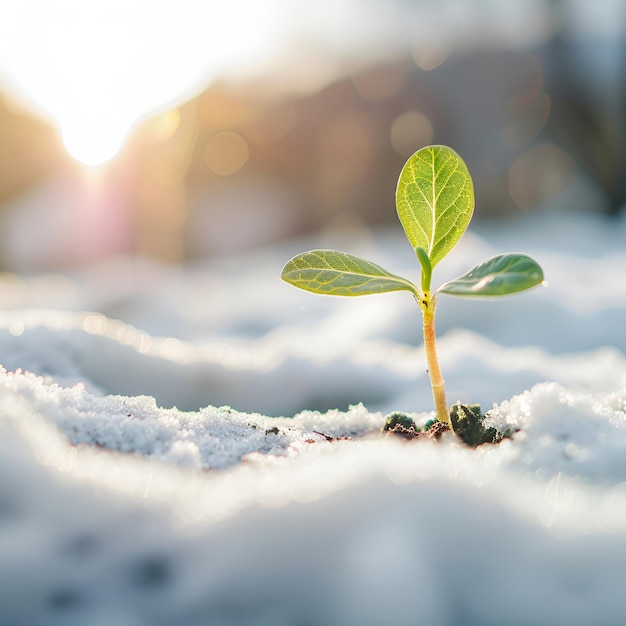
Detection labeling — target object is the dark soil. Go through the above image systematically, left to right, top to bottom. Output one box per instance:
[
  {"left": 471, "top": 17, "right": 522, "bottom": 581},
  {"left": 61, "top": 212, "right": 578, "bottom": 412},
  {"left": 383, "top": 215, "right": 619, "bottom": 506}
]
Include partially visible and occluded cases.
[{"left": 383, "top": 404, "right": 505, "bottom": 448}]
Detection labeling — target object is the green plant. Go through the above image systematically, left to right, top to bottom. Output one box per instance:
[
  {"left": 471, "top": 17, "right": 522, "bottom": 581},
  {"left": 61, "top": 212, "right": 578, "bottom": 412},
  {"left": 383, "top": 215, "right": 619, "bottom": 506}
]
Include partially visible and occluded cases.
[{"left": 281, "top": 145, "right": 544, "bottom": 428}]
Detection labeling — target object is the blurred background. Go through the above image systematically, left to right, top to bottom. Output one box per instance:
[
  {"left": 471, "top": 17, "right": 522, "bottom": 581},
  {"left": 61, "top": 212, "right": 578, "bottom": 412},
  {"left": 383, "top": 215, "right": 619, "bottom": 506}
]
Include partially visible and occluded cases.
[{"left": 0, "top": 0, "right": 624, "bottom": 272}]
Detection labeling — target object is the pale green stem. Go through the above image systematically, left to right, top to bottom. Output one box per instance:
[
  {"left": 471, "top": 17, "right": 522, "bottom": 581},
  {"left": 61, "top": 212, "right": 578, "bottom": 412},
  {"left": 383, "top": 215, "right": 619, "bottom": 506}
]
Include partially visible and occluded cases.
[{"left": 421, "top": 295, "right": 450, "bottom": 426}]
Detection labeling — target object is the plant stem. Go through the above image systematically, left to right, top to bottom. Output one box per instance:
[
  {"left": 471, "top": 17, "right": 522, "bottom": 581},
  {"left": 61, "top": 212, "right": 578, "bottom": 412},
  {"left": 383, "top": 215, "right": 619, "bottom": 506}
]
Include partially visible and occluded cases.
[{"left": 422, "top": 296, "right": 450, "bottom": 426}]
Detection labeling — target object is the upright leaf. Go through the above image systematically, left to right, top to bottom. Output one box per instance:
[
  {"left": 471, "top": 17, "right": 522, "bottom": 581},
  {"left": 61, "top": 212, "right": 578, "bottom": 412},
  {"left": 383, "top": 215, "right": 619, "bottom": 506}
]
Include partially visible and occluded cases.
[
  {"left": 396, "top": 145, "right": 474, "bottom": 268},
  {"left": 415, "top": 247, "right": 432, "bottom": 293},
  {"left": 281, "top": 250, "right": 419, "bottom": 297},
  {"left": 437, "top": 253, "right": 544, "bottom": 297}
]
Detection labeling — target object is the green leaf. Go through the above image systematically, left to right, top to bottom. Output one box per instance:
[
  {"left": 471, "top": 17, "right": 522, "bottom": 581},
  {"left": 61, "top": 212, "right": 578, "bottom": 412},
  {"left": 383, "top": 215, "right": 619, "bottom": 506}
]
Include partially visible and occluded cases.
[
  {"left": 396, "top": 145, "right": 474, "bottom": 268},
  {"left": 415, "top": 246, "right": 432, "bottom": 293},
  {"left": 281, "top": 250, "right": 419, "bottom": 297},
  {"left": 437, "top": 253, "right": 544, "bottom": 297}
]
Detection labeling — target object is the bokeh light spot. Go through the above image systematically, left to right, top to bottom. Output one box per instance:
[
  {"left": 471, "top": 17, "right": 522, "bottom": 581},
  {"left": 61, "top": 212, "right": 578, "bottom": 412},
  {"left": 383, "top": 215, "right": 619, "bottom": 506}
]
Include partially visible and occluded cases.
[
  {"left": 412, "top": 46, "right": 449, "bottom": 71},
  {"left": 143, "top": 108, "right": 182, "bottom": 145},
  {"left": 390, "top": 111, "right": 434, "bottom": 156},
  {"left": 204, "top": 131, "right": 250, "bottom": 176},
  {"left": 82, "top": 314, "right": 107, "bottom": 335},
  {"left": 8, "top": 321, "right": 24, "bottom": 337}
]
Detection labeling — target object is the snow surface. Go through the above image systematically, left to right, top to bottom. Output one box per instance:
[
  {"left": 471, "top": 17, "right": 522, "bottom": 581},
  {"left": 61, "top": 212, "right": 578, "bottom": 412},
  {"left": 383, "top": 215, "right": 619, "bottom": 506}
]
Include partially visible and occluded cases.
[{"left": 2, "top": 210, "right": 626, "bottom": 625}]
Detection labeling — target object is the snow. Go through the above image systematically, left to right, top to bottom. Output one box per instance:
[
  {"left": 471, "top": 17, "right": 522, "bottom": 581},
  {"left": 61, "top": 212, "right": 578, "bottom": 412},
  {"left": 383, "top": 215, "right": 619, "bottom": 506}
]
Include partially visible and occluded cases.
[{"left": 2, "top": 210, "right": 626, "bottom": 624}]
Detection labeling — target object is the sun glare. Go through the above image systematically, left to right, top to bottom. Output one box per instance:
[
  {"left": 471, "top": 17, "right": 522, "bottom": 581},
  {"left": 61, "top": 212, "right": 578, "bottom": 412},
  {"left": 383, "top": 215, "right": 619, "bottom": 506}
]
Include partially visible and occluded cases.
[
  {"left": 0, "top": 0, "right": 284, "bottom": 167},
  {"left": 61, "top": 117, "right": 133, "bottom": 168}
]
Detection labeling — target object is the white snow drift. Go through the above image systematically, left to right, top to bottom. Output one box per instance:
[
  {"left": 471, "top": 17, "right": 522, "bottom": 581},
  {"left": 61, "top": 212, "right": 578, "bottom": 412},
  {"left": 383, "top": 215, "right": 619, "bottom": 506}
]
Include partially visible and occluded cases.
[{"left": 1, "top": 211, "right": 626, "bottom": 625}]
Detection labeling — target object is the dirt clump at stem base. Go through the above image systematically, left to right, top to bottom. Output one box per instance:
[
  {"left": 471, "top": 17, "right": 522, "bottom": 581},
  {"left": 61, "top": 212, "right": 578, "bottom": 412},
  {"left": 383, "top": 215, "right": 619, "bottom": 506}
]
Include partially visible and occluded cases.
[{"left": 383, "top": 404, "right": 505, "bottom": 448}]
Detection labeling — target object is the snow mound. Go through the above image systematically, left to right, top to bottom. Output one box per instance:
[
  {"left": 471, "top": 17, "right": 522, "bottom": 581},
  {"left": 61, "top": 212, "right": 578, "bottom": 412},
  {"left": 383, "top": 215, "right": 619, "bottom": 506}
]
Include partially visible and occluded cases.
[
  {"left": 1, "top": 211, "right": 626, "bottom": 624},
  {"left": 2, "top": 368, "right": 626, "bottom": 624}
]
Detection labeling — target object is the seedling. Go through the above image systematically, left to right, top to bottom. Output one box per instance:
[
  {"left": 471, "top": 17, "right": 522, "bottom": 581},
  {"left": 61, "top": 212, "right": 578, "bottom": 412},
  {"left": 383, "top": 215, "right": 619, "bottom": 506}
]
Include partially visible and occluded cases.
[{"left": 281, "top": 145, "right": 544, "bottom": 429}]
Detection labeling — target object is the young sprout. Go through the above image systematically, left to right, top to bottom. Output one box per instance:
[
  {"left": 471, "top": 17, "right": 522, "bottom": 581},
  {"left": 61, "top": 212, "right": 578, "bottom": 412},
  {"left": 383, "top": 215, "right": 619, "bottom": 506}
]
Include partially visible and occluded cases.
[{"left": 281, "top": 145, "right": 544, "bottom": 428}]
